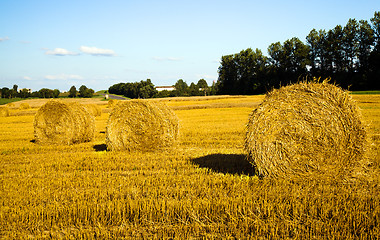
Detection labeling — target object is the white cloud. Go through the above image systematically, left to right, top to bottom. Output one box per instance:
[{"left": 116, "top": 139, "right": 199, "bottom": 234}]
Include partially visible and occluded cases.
[
  {"left": 0, "top": 36, "right": 9, "bottom": 42},
  {"left": 80, "top": 46, "right": 115, "bottom": 56},
  {"left": 45, "top": 48, "right": 79, "bottom": 56},
  {"left": 152, "top": 56, "right": 182, "bottom": 61},
  {"left": 45, "top": 74, "right": 84, "bottom": 80},
  {"left": 23, "top": 76, "right": 32, "bottom": 80}
]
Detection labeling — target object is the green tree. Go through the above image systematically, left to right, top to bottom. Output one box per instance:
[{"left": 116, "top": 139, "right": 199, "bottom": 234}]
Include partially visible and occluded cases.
[
  {"left": 370, "top": 11, "right": 380, "bottom": 89},
  {"left": 371, "top": 11, "right": 380, "bottom": 49},
  {"left": 343, "top": 18, "right": 359, "bottom": 72},
  {"left": 358, "top": 20, "right": 374, "bottom": 70},
  {"left": 329, "top": 25, "right": 345, "bottom": 73},
  {"left": 268, "top": 39, "right": 309, "bottom": 86},
  {"left": 218, "top": 48, "right": 268, "bottom": 95},
  {"left": 217, "top": 54, "right": 237, "bottom": 94},
  {"left": 110, "top": 79, "right": 157, "bottom": 99},
  {"left": 138, "top": 79, "right": 157, "bottom": 99},
  {"left": 174, "top": 79, "right": 188, "bottom": 96},
  {"left": 197, "top": 79, "right": 208, "bottom": 96},
  {"left": 188, "top": 82, "right": 200, "bottom": 96},
  {"left": 108, "top": 83, "right": 126, "bottom": 95},
  {"left": 12, "top": 84, "right": 18, "bottom": 98},
  {"left": 78, "top": 85, "right": 94, "bottom": 98},
  {"left": 79, "top": 85, "right": 88, "bottom": 97},
  {"left": 79, "top": 85, "right": 95, "bottom": 98},
  {"left": 68, "top": 86, "right": 77, "bottom": 98},
  {"left": 1, "top": 87, "right": 10, "bottom": 98},
  {"left": 19, "top": 88, "right": 31, "bottom": 98},
  {"left": 39, "top": 88, "right": 53, "bottom": 98},
  {"left": 53, "top": 89, "right": 60, "bottom": 98}
]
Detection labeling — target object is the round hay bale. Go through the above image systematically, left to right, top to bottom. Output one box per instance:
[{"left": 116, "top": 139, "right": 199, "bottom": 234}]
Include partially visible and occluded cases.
[
  {"left": 245, "top": 81, "right": 367, "bottom": 178},
  {"left": 107, "top": 99, "right": 118, "bottom": 108},
  {"left": 34, "top": 100, "right": 95, "bottom": 145},
  {"left": 106, "top": 100, "right": 179, "bottom": 151},
  {"left": 6, "top": 102, "right": 15, "bottom": 108},
  {"left": 19, "top": 102, "right": 30, "bottom": 110},
  {"left": 84, "top": 104, "right": 102, "bottom": 117},
  {"left": 0, "top": 107, "right": 10, "bottom": 117}
]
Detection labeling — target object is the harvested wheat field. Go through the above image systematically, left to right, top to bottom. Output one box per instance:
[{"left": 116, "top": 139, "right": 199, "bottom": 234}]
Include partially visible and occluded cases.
[
  {"left": 245, "top": 81, "right": 368, "bottom": 179},
  {"left": 0, "top": 95, "right": 379, "bottom": 239}
]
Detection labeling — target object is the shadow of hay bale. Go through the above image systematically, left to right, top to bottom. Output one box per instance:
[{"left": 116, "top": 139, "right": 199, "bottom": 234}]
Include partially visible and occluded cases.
[
  {"left": 93, "top": 144, "right": 107, "bottom": 152},
  {"left": 190, "top": 154, "right": 256, "bottom": 176}
]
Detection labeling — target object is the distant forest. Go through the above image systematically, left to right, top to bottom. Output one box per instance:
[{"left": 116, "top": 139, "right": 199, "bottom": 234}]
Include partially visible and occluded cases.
[{"left": 216, "top": 11, "right": 380, "bottom": 94}]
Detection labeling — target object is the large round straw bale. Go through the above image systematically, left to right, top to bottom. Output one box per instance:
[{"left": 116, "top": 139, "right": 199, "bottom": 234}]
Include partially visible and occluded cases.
[
  {"left": 245, "top": 81, "right": 367, "bottom": 178},
  {"left": 34, "top": 100, "right": 95, "bottom": 145},
  {"left": 106, "top": 100, "right": 179, "bottom": 151},
  {"left": 19, "top": 102, "right": 30, "bottom": 110},
  {"left": 84, "top": 104, "right": 102, "bottom": 117},
  {"left": 0, "top": 107, "right": 10, "bottom": 117}
]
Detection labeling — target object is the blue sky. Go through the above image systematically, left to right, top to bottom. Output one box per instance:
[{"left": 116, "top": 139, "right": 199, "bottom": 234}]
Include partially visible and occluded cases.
[{"left": 0, "top": 0, "right": 379, "bottom": 91}]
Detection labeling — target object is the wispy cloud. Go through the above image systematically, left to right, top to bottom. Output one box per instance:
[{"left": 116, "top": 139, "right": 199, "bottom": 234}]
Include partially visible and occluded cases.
[
  {"left": 0, "top": 36, "right": 9, "bottom": 42},
  {"left": 80, "top": 46, "right": 115, "bottom": 56},
  {"left": 45, "top": 48, "right": 79, "bottom": 56},
  {"left": 152, "top": 56, "right": 182, "bottom": 62},
  {"left": 45, "top": 74, "right": 83, "bottom": 80},
  {"left": 23, "top": 76, "right": 32, "bottom": 80}
]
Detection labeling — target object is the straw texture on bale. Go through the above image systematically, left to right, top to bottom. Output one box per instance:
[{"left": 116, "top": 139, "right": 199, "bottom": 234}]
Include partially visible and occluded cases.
[
  {"left": 245, "top": 81, "right": 367, "bottom": 178},
  {"left": 34, "top": 100, "right": 95, "bottom": 145},
  {"left": 106, "top": 100, "right": 179, "bottom": 151},
  {"left": 84, "top": 104, "right": 102, "bottom": 117},
  {"left": 0, "top": 107, "right": 10, "bottom": 117}
]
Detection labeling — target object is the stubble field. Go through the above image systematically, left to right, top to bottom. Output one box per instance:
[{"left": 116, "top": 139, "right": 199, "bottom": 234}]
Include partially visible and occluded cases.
[{"left": 0, "top": 94, "right": 379, "bottom": 239}]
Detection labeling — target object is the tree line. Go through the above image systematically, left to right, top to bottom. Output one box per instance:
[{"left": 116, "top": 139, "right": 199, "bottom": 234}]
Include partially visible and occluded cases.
[
  {"left": 217, "top": 11, "right": 380, "bottom": 94},
  {"left": 108, "top": 79, "right": 218, "bottom": 98},
  {"left": 0, "top": 85, "right": 94, "bottom": 99},
  {"left": 68, "top": 85, "right": 95, "bottom": 98}
]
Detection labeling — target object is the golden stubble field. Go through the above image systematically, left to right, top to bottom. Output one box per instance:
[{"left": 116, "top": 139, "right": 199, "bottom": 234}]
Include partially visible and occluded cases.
[{"left": 0, "top": 95, "right": 379, "bottom": 239}]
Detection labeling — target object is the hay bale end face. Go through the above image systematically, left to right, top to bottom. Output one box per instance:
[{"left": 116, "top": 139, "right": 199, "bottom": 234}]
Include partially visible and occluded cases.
[
  {"left": 245, "top": 81, "right": 367, "bottom": 178},
  {"left": 34, "top": 100, "right": 95, "bottom": 145},
  {"left": 106, "top": 100, "right": 179, "bottom": 151},
  {"left": 84, "top": 104, "right": 102, "bottom": 117}
]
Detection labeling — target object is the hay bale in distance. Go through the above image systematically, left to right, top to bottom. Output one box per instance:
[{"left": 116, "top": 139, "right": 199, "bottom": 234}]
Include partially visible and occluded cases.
[
  {"left": 245, "top": 81, "right": 367, "bottom": 178},
  {"left": 107, "top": 99, "right": 118, "bottom": 108},
  {"left": 34, "top": 100, "right": 95, "bottom": 145},
  {"left": 106, "top": 100, "right": 179, "bottom": 151},
  {"left": 6, "top": 102, "right": 15, "bottom": 108},
  {"left": 19, "top": 102, "right": 30, "bottom": 110},
  {"left": 84, "top": 104, "right": 102, "bottom": 117},
  {"left": 0, "top": 107, "right": 10, "bottom": 117}
]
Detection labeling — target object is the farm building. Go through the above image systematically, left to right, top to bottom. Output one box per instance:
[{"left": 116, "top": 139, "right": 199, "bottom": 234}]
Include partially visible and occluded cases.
[{"left": 155, "top": 86, "right": 175, "bottom": 92}]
